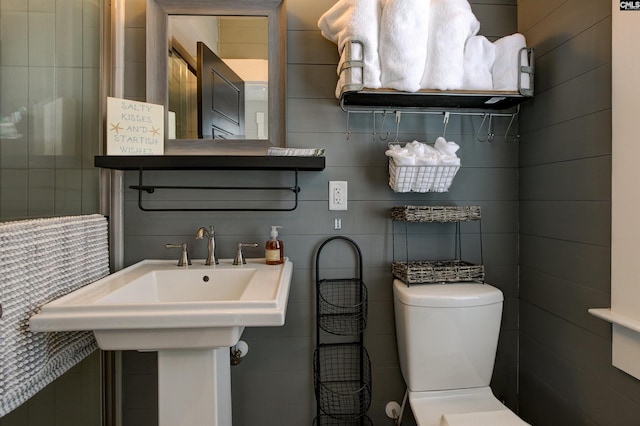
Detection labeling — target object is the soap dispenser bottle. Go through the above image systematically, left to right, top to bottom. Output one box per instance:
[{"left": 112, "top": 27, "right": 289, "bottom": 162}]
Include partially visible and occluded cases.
[{"left": 265, "top": 225, "right": 284, "bottom": 265}]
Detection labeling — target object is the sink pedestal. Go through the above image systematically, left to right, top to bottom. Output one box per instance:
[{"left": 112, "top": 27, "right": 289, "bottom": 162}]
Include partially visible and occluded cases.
[{"left": 158, "top": 348, "right": 232, "bottom": 426}]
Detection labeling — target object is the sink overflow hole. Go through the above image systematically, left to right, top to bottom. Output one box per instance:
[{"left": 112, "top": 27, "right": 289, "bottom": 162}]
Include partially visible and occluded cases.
[{"left": 202, "top": 275, "right": 210, "bottom": 282}]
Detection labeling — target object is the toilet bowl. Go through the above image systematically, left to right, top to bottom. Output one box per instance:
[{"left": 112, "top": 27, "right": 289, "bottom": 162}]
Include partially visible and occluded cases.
[{"left": 393, "top": 279, "right": 529, "bottom": 426}]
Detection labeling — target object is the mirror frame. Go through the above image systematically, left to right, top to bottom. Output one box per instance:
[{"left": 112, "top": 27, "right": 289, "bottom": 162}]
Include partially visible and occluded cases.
[{"left": 146, "top": 0, "right": 286, "bottom": 154}]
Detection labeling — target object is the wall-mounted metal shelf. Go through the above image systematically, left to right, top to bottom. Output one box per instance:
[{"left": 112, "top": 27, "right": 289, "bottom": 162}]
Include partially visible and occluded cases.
[
  {"left": 336, "top": 43, "right": 535, "bottom": 142},
  {"left": 338, "top": 45, "right": 534, "bottom": 112},
  {"left": 94, "top": 155, "right": 326, "bottom": 212}
]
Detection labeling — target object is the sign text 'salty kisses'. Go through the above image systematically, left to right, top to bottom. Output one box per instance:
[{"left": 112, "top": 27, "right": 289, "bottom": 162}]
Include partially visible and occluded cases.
[{"left": 106, "top": 97, "right": 164, "bottom": 155}]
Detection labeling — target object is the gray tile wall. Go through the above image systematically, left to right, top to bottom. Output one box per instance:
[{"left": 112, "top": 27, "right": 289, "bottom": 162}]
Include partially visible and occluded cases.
[
  {"left": 0, "top": 0, "right": 102, "bottom": 424},
  {"left": 0, "top": 0, "right": 101, "bottom": 220},
  {"left": 518, "top": 0, "right": 640, "bottom": 423},
  {"left": 119, "top": 1, "right": 522, "bottom": 425}
]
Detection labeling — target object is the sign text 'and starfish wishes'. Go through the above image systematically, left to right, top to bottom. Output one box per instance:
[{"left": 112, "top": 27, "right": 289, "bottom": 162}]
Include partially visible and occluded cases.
[{"left": 107, "top": 97, "right": 164, "bottom": 155}]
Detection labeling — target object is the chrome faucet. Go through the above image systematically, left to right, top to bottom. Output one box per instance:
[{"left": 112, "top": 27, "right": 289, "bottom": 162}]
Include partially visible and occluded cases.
[
  {"left": 196, "top": 225, "right": 218, "bottom": 265},
  {"left": 233, "top": 242, "right": 258, "bottom": 265}
]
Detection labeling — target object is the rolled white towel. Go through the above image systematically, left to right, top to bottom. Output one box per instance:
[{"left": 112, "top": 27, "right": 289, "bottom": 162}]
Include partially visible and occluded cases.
[
  {"left": 318, "top": 0, "right": 383, "bottom": 90},
  {"left": 379, "top": 0, "right": 430, "bottom": 92},
  {"left": 421, "top": 0, "right": 480, "bottom": 90},
  {"left": 492, "top": 33, "right": 528, "bottom": 91},
  {"left": 463, "top": 35, "right": 496, "bottom": 90},
  {"left": 434, "top": 136, "right": 460, "bottom": 156},
  {"left": 434, "top": 137, "right": 461, "bottom": 166},
  {"left": 385, "top": 143, "right": 408, "bottom": 156},
  {"left": 386, "top": 146, "right": 411, "bottom": 165},
  {"left": 391, "top": 153, "right": 418, "bottom": 166},
  {"left": 415, "top": 154, "right": 439, "bottom": 166},
  {"left": 438, "top": 155, "right": 461, "bottom": 166}
]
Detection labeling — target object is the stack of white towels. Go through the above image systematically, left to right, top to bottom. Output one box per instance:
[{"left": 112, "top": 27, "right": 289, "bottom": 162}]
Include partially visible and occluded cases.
[
  {"left": 318, "top": 0, "right": 530, "bottom": 96},
  {"left": 386, "top": 137, "right": 460, "bottom": 166},
  {"left": 386, "top": 138, "right": 461, "bottom": 192}
]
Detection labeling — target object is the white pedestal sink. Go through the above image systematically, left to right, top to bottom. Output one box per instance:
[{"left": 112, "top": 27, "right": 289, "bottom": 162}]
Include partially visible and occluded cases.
[{"left": 30, "top": 258, "right": 293, "bottom": 426}]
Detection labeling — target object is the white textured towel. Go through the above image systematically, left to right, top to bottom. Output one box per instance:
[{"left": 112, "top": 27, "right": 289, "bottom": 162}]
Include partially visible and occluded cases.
[
  {"left": 318, "top": 0, "right": 383, "bottom": 90},
  {"left": 379, "top": 0, "right": 430, "bottom": 92},
  {"left": 421, "top": 0, "right": 480, "bottom": 90},
  {"left": 492, "top": 33, "right": 528, "bottom": 91},
  {"left": 463, "top": 35, "right": 496, "bottom": 90},
  {"left": 267, "top": 147, "right": 325, "bottom": 156},
  {"left": 0, "top": 214, "right": 109, "bottom": 417}
]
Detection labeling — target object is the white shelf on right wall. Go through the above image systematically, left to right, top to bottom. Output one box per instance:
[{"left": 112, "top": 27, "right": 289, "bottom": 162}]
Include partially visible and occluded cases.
[{"left": 588, "top": 2, "right": 640, "bottom": 381}]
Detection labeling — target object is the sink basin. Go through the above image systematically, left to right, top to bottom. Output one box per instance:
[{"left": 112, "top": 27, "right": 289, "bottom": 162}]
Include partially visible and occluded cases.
[
  {"left": 30, "top": 257, "right": 293, "bottom": 426},
  {"left": 30, "top": 258, "right": 293, "bottom": 350},
  {"left": 97, "top": 268, "right": 257, "bottom": 304}
]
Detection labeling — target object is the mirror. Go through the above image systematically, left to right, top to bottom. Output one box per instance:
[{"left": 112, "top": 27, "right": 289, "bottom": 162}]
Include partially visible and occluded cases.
[
  {"left": 147, "top": 0, "right": 285, "bottom": 154},
  {"left": 168, "top": 16, "right": 268, "bottom": 140}
]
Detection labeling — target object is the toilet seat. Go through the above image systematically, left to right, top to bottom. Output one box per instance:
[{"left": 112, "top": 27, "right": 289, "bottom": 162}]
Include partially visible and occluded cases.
[
  {"left": 408, "top": 387, "right": 529, "bottom": 426},
  {"left": 440, "top": 410, "right": 527, "bottom": 426}
]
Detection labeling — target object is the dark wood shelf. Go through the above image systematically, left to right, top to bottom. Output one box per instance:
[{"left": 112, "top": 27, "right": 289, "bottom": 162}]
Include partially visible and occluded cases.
[
  {"left": 340, "top": 88, "right": 531, "bottom": 111},
  {"left": 94, "top": 155, "right": 326, "bottom": 171},
  {"left": 95, "top": 155, "right": 325, "bottom": 211}
]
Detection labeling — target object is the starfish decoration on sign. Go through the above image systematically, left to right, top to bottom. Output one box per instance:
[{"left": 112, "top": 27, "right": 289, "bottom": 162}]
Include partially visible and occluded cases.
[{"left": 110, "top": 122, "right": 123, "bottom": 134}]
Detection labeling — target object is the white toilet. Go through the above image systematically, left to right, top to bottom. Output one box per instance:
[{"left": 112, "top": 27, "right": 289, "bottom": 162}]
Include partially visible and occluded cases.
[{"left": 393, "top": 279, "right": 529, "bottom": 426}]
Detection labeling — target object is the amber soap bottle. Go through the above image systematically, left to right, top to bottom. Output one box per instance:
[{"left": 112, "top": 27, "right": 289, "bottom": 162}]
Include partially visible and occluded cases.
[{"left": 265, "top": 225, "right": 284, "bottom": 265}]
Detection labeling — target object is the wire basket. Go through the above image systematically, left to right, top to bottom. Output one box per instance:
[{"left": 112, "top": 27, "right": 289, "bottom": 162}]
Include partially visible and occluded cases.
[
  {"left": 388, "top": 158, "right": 460, "bottom": 193},
  {"left": 391, "top": 205, "right": 481, "bottom": 223},
  {"left": 392, "top": 260, "right": 485, "bottom": 284},
  {"left": 318, "top": 279, "right": 368, "bottom": 335},
  {"left": 314, "top": 343, "right": 372, "bottom": 420},
  {"left": 313, "top": 415, "right": 373, "bottom": 425}
]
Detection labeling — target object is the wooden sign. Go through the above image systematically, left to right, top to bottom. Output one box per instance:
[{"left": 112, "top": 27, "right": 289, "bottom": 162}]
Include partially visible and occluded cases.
[{"left": 106, "top": 97, "right": 164, "bottom": 155}]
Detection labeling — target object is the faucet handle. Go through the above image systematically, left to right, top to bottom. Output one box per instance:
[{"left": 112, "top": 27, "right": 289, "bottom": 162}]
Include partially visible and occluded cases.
[
  {"left": 233, "top": 242, "right": 258, "bottom": 265},
  {"left": 166, "top": 243, "right": 191, "bottom": 267}
]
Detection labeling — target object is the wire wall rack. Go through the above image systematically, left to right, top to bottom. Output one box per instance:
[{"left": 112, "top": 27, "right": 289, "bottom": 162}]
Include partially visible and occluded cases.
[{"left": 314, "top": 236, "right": 372, "bottom": 425}]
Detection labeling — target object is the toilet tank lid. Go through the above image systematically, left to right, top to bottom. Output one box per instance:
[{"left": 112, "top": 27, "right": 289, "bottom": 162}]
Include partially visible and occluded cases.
[{"left": 393, "top": 280, "right": 503, "bottom": 307}]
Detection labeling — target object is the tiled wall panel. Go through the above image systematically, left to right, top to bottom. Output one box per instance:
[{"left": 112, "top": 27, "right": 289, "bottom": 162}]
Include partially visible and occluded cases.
[
  {"left": 0, "top": 0, "right": 102, "bottom": 423},
  {"left": 518, "top": 0, "right": 640, "bottom": 423},
  {"left": 119, "top": 1, "right": 523, "bottom": 424}
]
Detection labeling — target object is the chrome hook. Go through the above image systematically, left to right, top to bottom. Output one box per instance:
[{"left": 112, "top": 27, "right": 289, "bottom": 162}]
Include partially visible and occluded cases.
[
  {"left": 504, "top": 109, "right": 519, "bottom": 143},
  {"left": 346, "top": 110, "right": 351, "bottom": 141},
  {"left": 372, "top": 111, "right": 377, "bottom": 141},
  {"left": 377, "top": 111, "right": 391, "bottom": 141},
  {"left": 392, "top": 111, "right": 402, "bottom": 143},
  {"left": 442, "top": 112, "right": 450, "bottom": 138},
  {"left": 475, "top": 114, "right": 494, "bottom": 143},
  {"left": 476, "top": 114, "right": 488, "bottom": 142},
  {"left": 487, "top": 114, "right": 495, "bottom": 142}
]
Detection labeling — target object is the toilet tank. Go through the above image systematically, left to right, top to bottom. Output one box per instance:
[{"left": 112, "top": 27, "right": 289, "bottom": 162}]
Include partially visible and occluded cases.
[{"left": 393, "top": 280, "right": 503, "bottom": 392}]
